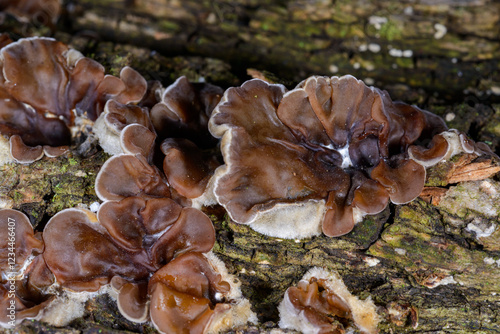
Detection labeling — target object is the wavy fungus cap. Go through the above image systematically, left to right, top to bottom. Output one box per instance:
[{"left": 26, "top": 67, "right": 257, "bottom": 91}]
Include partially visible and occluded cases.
[
  {"left": 0, "top": 0, "right": 61, "bottom": 25},
  {"left": 0, "top": 37, "right": 147, "bottom": 164},
  {"left": 209, "top": 75, "right": 464, "bottom": 238},
  {"left": 149, "top": 76, "right": 224, "bottom": 204},
  {"left": 150, "top": 76, "right": 224, "bottom": 149},
  {"left": 92, "top": 97, "right": 154, "bottom": 157},
  {"left": 95, "top": 154, "right": 171, "bottom": 202},
  {"left": 39, "top": 201, "right": 255, "bottom": 333},
  {"left": 0, "top": 209, "right": 54, "bottom": 326},
  {"left": 148, "top": 252, "right": 231, "bottom": 334},
  {"left": 279, "top": 267, "right": 379, "bottom": 334}
]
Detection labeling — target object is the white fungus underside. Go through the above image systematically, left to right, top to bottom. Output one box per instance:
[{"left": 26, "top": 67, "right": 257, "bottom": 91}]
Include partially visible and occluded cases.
[
  {"left": 93, "top": 112, "right": 124, "bottom": 156},
  {"left": 0, "top": 136, "right": 14, "bottom": 166},
  {"left": 203, "top": 251, "right": 258, "bottom": 334},
  {"left": 40, "top": 287, "right": 99, "bottom": 326}
]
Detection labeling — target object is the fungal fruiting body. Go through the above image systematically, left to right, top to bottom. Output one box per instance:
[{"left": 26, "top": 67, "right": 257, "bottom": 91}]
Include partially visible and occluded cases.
[
  {"left": 0, "top": 36, "right": 255, "bottom": 332},
  {"left": 0, "top": 37, "right": 147, "bottom": 165},
  {"left": 93, "top": 75, "right": 224, "bottom": 206},
  {"left": 209, "top": 75, "right": 492, "bottom": 238},
  {"left": 0, "top": 201, "right": 255, "bottom": 333},
  {"left": 279, "top": 267, "right": 379, "bottom": 334}
]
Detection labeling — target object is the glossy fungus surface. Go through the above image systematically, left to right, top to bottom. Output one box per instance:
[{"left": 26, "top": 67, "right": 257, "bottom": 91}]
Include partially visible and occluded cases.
[
  {"left": 0, "top": 0, "right": 61, "bottom": 25},
  {"left": 0, "top": 37, "right": 146, "bottom": 163},
  {"left": 209, "top": 75, "right": 462, "bottom": 237},
  {"left": 150, "top": 76, "right": 224, "bottom": 203},
  {"left": 151, "top": 76, "right": 224, "bottom": 149},
  {"left": 95, "top": 154, "right": 171, "bottom": 201},
  {"left": 0, "top": 209, "right": 54, "bottom": 326},
  {"left": 149, "top": 252, "right": 232, "bottom": 333}
]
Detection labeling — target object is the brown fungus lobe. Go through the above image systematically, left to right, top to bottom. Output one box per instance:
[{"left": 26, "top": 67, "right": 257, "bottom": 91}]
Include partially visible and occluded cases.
[
  {"left": 0, "top": 0, "right": 61, "bottom": 25},
  {"left": 0, "top": 37, "right": 147, "bottom": 164},
  {"left": 209, "top": 75, "right": 458, "bottom": 237},
  {"left": 151, "top": 76, "right": 223, "bottom": 148},
  {"left": 150, "top": 77, "right": 224, "bottom": 204},
  {"left": 95, "top": 154, "right": 171, "bottom": 202},
  {"left": 42, "top": 208, "right": 153, "bottom": 291},
  {"left": 0, "top": 209, "right": 53, "bottom": 326},
  {"left": 148, "top": 252, "right": 231, "bottom": 334},
  {"left": 279, "top": 267, "right": 379, "bottom": 334}
]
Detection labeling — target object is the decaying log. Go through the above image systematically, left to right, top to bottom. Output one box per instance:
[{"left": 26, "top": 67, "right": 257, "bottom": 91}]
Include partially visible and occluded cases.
[
  {"left": 0, "top": 0, "right": 500, "bottom": 333},
  {"left": 64, "top": 0, "right": 500, "bottom": 103},
  {"left": 0, "top": 146, "right": 498, "bottom": 333}
]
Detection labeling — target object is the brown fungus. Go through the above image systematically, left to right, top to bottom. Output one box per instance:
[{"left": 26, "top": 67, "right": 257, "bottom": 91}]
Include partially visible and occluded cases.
[
  {"left": 0, "top": 0, "right": 61, "bottom": 26},
  {"left": 0, "top": 37, "right": 147, "bottom": 164},
  {"left": 209, "top": 75, "right": 488, "bottom": 238},
  {"left": 149, "top": 76, "right": 224, "bottom": 203},
  {"left": 151, "top": 76, "right": 224, "bottom": 148},
  {"left": 93, "top": 99, "right": 155, "bottom": 156},
  {"left": 120, "top": 123, "right": 157, "bottom": 162},
  {"left": 9, "top": 134, "right": 44, "bottom": 164},
  {"left": 161, "top": 138, "right": 221, "bottom": 204},
  {"left": 95, "top": 154, "right": 171, "bottom": 202},
  {"left": 40, "top": 199, "right": 254, "bottom": 331},
  {"left": 42, "top": 208, "right": 153, "bottom": 291},
  {"left": 0, "top": 209, "right": 54, "bottom": 326},
  {"left": 0, "top": 209, "right": 43, "bottom": 274},
  {"left": 148, "top": 252, "right": 232, "bottom": 334},
  {"left": 279, "top": 267, "right": 379, "bottom": 334}
]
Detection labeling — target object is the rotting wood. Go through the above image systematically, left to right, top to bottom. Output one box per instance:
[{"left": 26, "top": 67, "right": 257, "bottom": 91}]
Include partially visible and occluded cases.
[{"left": 0, "top": 0, "right": 500, "bottom": 333}]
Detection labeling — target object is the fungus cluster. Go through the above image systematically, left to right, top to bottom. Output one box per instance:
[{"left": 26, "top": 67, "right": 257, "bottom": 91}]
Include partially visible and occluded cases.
[
  {"left": 1, "top": 35, "right": 498, "bottom": 333},
  {"left": 0, "top": 36, "right": 146, "bottom": 164},
  {"left": 0, "top": 37, "right": 255, "bottom": 333},
  {"left": 93, "top": 75, "right": 224, "bottom": 206},
  {"left": 208, "top": 76, "right": 494, "bottom": 238},
  {"left": 0, "top": 181, "right": 255, "bottom": 332},
  {"left": 0, "top": 209, "right": 54, "bottom": 327},
  {"left": 279, "top": 267, "right": 379, "bottom": 334}
]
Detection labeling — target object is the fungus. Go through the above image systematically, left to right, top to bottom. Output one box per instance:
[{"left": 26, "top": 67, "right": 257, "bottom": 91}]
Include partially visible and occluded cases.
[
  {"left": 0, "top": 0, "right": 61, "bottom": 26},
  {"left": 0, "top": 37, "right": 147, "bottom": 164},
  {"left": 209, "top": 75, "right": 490, "bottom": 238},
  {"left": 147, "top": 76, "right": 224, "bottom": 204},
  {"left": 150, "top": 76, "right": 223, "bottom": 148},
  {"left": 93, "top": 99, "right": 155, "bottom": 156},
  {"left": 120, "top": 124, "right": 157, "bottom": 162},
  {"left": 9, "top": 134, "right": 44, "bottom": 164},
  {"left": 161, "top": 138, "right": 221, "bottom": 202},
  {"left": 94, "top": 154, "right": 171, "bottom": 202},
  {"left": 97, "top": 196, "right": 183, "bottom": 252},
  {"left": 40, "top": 198, "right": 254, "bottom": 332},
  {"left": 42, "top": 208, "right": 153, "bottom": 291},
  {"left": 0, "top": 209, "right": 54, "bottom": 326},
  {"left": 148, "top": 251, "right": 257, "bottom": 334},
  {"left": 149, "top": 252, "right": 230, "bottom": 333},
  {"left": 279, "top": 267, "right": 379, "bottom": 334},
  {"left": 115, "top": 280, "right": 149, "bottom": 323}
]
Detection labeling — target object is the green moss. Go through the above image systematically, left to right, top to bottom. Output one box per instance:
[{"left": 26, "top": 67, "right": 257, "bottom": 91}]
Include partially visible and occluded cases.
[
  {"left": 158, "top": 20, "right": 179, "bottom": 32},
  {"left": 378, "top": 20, "right": 403, "bottom": 41},
  {"left": 425, "top": 160, "right": 453, "bottom": 187}
]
